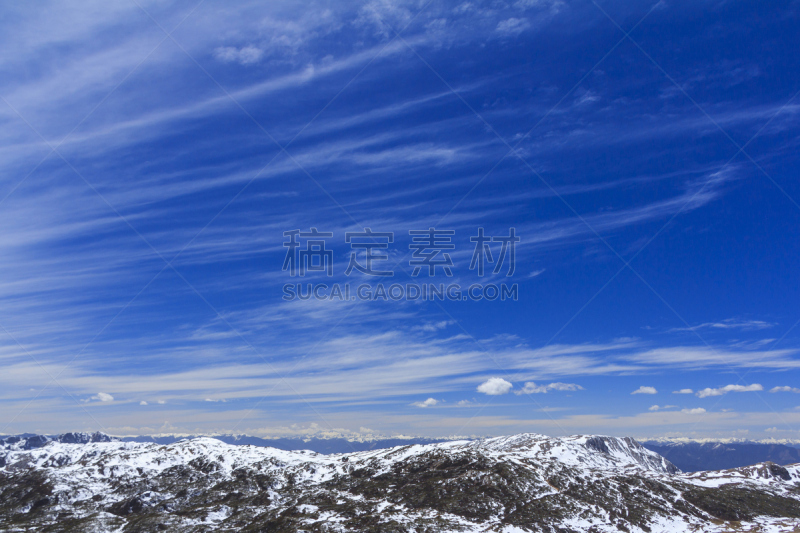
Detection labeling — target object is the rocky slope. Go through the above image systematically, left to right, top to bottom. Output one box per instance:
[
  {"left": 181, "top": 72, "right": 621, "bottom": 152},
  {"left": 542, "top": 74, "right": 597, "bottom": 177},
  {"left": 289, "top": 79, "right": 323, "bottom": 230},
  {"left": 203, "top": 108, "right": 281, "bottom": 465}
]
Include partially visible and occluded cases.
[{"left": 2, "top": 433, "right": 800, "bottom": 532}]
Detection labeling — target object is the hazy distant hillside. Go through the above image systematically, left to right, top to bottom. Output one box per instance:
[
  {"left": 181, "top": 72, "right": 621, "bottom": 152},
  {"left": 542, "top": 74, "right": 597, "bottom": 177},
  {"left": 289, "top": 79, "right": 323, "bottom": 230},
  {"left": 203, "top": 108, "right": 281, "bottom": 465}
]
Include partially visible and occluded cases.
[
  {"left": 0, "top": 433, "right": 449, "bottom": 455},
  {"left": 119, "top": 434, "right": 450, "bottom": 454},
  {"left": 642, "top": 441, "right": 800, "bottom": 472}
]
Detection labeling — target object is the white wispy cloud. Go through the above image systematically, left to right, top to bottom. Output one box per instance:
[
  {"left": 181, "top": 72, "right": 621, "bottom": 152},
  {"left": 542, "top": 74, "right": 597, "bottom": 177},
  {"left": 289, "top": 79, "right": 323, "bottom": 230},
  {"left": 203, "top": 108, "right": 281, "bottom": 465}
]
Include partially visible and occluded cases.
[
  {"left": 496, "top": 17, "right": 530, "bottom": 35},
  {"left": 213, "top": 46, "right": 264, "bottom": 65},
  {"left": 670, "top": 318, "right": 774, "bottom": 332},
  {"left": 413, "top": 320, "right": 454, "bottom": 332},
  {"left": 6, "top": 329, "right": 794, "bottom": 415},
  {"left": 623, "top": 346, "right": 800, "bottom": 370},
  {"left": 515, "top": 382, "right": 583, "bottom": 394},
  {"left": 696, "top": 384, "right": 763, "bottom": 398},
  {"left": 632, "top": 386, "right": 657, "bottom": 395},
  {"left": 673, "top": 389, "right": 693, "bottom": 394},
  {"left": 681, "top": 408, "right": 706, "bottom": 414}
]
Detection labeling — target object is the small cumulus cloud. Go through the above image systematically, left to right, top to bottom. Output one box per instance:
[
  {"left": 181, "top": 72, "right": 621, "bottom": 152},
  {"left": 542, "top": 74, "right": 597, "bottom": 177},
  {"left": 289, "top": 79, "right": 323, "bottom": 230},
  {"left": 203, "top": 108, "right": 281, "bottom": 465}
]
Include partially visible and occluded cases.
[
  {"left": 213, "top": 45, "right": 264, "bottom": 65},
  {"left": 477, "top": 377, "right": 513, "bottom": 395},
  {"left": 515, "top": 382, "right": 583, "bottom": 394},
  {"left": 696, "top": 384, "right": 762, "bottom": 398},
  {"left": 632, "top": 386, "right": 657, "bottom": 395},
  {"left": 770, "top": 386, "right": 800, "bottom": 393},
  {"left": 673, "top": 389, "right": 693, "bottom": 394},
  {"left": 91, "top": 392, "right": 114, "bottom": 402},
  {"left": 411, "top": 398, "right": 439, "bottom": 408},
  {"left": 456, "top": 399, "right": 474, "bottom": 407},
  {"left": 157, "top": 400, "right": 166, "bottom": 404},
  {"left": 139, "top": 401, "right": 148, "bottom": 406},
  {"left": 648, "top": 405, "right": 677, "bottom": 411},
  {"left": 682, "top": 407, "right": 706, "bottom": 414}
]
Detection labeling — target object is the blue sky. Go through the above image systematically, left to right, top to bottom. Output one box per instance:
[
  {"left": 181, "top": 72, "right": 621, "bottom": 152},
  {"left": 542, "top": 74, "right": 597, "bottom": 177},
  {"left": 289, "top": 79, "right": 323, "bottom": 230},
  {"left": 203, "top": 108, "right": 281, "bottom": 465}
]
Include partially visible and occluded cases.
[{"left": 1, "top": 0, "right": 799, "bottom": 440}]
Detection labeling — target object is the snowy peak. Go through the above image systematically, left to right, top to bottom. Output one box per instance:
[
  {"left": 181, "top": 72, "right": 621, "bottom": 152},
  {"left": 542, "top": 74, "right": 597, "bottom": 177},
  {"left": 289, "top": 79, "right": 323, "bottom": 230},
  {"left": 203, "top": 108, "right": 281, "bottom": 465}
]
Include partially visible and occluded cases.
[
  {"left": 0, "top": 431, "right": 115, "bottom": 451},
  {"left": 57, "top": 431, "right": 115, "bottom": 445},
  {"left": 459, "top": 433, "right": 680, "bottom": 474},
  {"left": 577, "top": 435, "right": 681, "bottom": 474},
  {"left": 686, "top": 461, "right": 800, "bottom": 487}
]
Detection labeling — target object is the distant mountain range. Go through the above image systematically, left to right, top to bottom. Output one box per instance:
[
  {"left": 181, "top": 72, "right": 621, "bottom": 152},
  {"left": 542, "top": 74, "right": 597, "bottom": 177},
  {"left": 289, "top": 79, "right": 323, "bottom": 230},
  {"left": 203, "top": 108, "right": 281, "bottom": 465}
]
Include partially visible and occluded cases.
[
  {"left": 0, "top": 432, "right": 448, "bottom": 455},
  {"left": 7, "top": 432, "right": 800, "bottom": 531},
  {"left": 119, "top": 434, "right": 450, "bottom": 454},
  {"left": 641, "top": 440, "right": 800, "bottom": 473}
]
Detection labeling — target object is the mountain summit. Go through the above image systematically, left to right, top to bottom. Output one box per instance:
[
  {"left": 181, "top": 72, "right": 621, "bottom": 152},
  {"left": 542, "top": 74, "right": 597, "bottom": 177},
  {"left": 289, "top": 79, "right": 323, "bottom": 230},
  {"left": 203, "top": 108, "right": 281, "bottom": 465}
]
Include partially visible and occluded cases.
[{"left": 2, "top": 432, "right": 799, "bottom": 531}]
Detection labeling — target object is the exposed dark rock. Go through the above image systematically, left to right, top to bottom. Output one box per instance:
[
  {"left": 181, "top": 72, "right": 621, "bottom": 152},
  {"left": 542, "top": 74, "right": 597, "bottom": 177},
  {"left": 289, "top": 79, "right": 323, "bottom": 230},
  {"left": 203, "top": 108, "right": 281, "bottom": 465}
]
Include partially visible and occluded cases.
[{"left": 1, "top": 434, "right": 799, "bottom": 532}]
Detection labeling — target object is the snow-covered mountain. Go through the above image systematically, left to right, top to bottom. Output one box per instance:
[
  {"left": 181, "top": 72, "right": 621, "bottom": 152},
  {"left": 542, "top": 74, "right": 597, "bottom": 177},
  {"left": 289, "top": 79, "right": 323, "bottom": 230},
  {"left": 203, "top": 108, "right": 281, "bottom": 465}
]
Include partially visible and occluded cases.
[
  {"left": 1, "top": 431, "right": 448, "bottom": 455},
  {"left": 0, "top": 432, "right": 114, "bottom": 452},
  {"left": 2, "top": 432, "right": 800, "bottom": 532}
]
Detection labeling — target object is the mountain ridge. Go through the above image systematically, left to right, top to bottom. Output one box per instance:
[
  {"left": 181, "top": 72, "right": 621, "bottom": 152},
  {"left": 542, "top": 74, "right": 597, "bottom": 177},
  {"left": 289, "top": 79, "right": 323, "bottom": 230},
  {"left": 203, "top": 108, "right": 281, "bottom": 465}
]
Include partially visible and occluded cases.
[
  {"left": 1, "top": 432, "right": 450, "bottom": 455},
  {"left": 3, "top": 432, "right": 800, "bottom": 531},
  {"left": 7, "top": 432, "right": 800, "bottom": 472}
]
